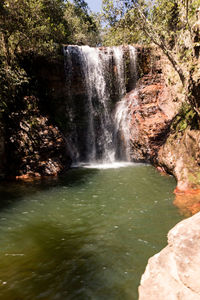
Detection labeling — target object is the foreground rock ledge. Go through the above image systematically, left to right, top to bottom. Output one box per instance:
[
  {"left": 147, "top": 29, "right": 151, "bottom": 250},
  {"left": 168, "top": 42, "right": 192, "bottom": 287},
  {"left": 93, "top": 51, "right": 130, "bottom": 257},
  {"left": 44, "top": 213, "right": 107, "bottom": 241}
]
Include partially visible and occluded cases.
[{"left": 139, "top": 212, "right": 200, "bottom": 300}]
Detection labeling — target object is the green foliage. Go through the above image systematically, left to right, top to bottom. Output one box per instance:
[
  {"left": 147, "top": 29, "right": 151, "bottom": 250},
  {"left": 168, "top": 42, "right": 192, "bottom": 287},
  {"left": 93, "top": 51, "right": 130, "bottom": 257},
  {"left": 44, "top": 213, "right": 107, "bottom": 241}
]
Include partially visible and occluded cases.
[
  {"left": 0, "top": 0, "right": 100, "bottom": 115},
  {"left": 0, "top": 0, "right": 65, "bottom": 59},
  {"left": 0, "top": 0, "right": 64, "bottom": 115},
  {"left": 101, "top": 0, "right": 146, "bottom": 45},
  {"left": 101, "top": 0, "right": 200, "bottom": 124},
  {"left": 102, "top": 0, "right": 125, "bottom": 26},
  {"left": 150, "top": 0, "right": 180, "bottom": 49},
  {"left": 152, "top": 0, "right": 180, "bottom": 30},
  {"left": 64, "top": 1, "right": 100, "bottom": 46},
  {"left": 0, "top": 62, "right": 28, "bottom": 111},
  {"left": 172, "top": 103, "right": 198, "bottom": 132}
]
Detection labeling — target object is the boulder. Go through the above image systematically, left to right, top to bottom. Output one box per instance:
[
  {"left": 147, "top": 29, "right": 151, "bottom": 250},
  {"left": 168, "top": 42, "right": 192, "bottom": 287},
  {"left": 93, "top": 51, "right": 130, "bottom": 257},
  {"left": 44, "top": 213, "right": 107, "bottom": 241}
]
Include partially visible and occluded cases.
[{"left": 139, "top": 212, "right": 200, "bottom": 300}]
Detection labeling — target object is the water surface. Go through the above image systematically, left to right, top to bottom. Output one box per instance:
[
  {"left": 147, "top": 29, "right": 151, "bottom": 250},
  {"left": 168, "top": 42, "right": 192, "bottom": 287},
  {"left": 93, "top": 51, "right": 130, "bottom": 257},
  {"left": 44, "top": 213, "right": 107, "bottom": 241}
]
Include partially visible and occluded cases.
[{"left": 0, "top": 164, "right": 183, "bottom": 299}]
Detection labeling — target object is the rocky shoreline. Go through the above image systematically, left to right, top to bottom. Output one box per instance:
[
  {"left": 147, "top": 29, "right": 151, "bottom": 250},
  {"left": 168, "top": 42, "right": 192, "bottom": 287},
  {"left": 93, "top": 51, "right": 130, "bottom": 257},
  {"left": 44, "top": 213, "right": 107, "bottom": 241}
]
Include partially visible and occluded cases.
[
  {"left": 127, "top": 47, "right": 200, "bottom": 216},
  {"left": 139, "top": 212, "right": 200, "bottom": 300}
]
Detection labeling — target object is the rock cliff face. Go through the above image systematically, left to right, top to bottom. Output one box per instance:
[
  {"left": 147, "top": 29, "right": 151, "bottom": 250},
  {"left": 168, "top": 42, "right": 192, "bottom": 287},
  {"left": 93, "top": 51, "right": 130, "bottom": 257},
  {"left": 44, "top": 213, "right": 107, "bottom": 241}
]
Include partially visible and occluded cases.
[
  {"left": 2, "top": 45, "right": 200, "bottom": 185},
  {"left": 127, "top": 49, "right": 200, "bottom": 201},
  {"left": 128, "top": 50, "right": 181, "bottom": 163},
  {"left": 0, "top": 54, "right": 72, "bottom": 180},
  {"left": 156, "top": 65, "right": 200, "bottom": 194},
  {"left": 5, "top": 96, "right": 71, "bottom": 179},
  {"left": 0, "top": 117, "right": 5, "bottom": 178},
  {"left": 157, "top": 121, "right": 200, "bottom": 216},
  {"left": 158, "top": 129, "right": 200, "bottom": 191},
  {"left": 139, "top": 212, "right": 200, "bottom": 300}
]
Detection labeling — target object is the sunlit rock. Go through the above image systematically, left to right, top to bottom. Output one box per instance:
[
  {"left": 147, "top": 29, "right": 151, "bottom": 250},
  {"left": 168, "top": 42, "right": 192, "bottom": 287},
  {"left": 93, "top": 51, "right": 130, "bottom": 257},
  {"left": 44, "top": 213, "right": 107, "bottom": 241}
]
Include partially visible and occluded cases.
[{"left": 139, "top": 212, "right": 200, "bottom": 300}]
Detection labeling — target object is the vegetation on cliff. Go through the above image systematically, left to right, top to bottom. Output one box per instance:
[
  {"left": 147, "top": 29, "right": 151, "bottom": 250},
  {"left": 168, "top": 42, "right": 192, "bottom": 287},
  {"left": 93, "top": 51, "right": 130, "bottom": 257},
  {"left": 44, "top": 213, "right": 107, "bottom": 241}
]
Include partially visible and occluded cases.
[
  {"left": 0, "top": 0, "right": 100, "bottom": 177},
  {"left": 0, "top": 0, "right": 100, "bottom": 114},
  {"left": 1, "top": 0, "right": 200, "bottom": 182},
  {"left": 101, "top": 0, "right": 200, "bottom": 192},
  {"left": 102, "top": 0, "right": 200, "bottom": 120}
]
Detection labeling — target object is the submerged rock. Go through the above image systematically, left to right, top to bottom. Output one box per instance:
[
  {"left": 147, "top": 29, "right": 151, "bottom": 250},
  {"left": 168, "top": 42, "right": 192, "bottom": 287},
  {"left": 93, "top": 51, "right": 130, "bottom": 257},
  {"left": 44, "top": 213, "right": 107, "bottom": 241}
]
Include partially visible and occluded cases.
[{"left": 139, "top": 212, "right": 200, "bottom": 300}]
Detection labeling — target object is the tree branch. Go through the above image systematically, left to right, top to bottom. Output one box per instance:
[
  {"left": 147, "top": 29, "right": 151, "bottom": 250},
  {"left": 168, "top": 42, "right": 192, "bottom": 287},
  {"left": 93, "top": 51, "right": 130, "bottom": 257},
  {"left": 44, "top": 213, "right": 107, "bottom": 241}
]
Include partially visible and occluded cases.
[{"left": 133, "top": 3, "right": 186, "bottom": 85}]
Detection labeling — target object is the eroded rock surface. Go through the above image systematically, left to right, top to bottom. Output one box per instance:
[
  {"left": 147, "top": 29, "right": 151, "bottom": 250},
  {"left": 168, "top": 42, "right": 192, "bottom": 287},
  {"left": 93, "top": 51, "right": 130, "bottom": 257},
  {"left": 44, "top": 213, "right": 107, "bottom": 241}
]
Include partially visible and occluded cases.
[
  {"left": 128, "top": 48, "right": 200, "bottom": 203},
  {"left": 128, "top": 52, "right": 180, "bottom": 163},
  {"left": 6, "top": 96, "right": 71, "bottom": 179},
  {"left": 0, "top": 117, "right": 5, "bottom": 178},
  {"left": 158, "top": 129, "right": 200, "bottom": 191},
  {"left": 158, "top": 129, "right": 200, "bottom": 216},
  {"left": 139, "top": 212, "right": 200, "bottom": 300}
]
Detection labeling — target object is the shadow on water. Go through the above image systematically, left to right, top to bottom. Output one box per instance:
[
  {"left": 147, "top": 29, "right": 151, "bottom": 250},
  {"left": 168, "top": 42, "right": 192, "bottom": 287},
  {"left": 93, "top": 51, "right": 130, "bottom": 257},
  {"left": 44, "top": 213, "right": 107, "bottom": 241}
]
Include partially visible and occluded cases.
[
  {"left": 0, "top": 168, "right": 98, "bottom": 211},
  {"left": 0, "top": 221, "right": 107, "bottom": 300}
]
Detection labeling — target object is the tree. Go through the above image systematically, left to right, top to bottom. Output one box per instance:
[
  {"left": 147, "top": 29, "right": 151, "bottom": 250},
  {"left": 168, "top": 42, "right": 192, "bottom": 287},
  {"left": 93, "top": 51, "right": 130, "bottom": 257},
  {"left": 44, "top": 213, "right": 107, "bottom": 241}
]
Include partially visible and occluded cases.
[
  {"left": 0, "top": 0, "right": 69, "bottom": 113},
  {"left": 0, "top": 0, "right": 101, "bottom": 114},
  {"left": 64, "top": 0, "right": 101, "bottom": 46},
  {"left": 101, "top": 0, "right": 145, "bottom": 45},
  {"left": 102, "top": 0, "right": 126, "bottom": 26},
  {"left": 103, "top": 0, "right": 200, "bottom": 114}
]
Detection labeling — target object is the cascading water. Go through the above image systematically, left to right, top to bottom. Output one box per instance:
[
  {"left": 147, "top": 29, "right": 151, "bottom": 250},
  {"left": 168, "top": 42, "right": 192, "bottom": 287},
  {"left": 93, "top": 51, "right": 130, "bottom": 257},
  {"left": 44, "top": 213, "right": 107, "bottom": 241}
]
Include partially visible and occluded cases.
[
  {"left": 63, "top": 45, "right": 137, "bottom": 165},
  {"left": 79, "top": 46, "right": 114, "bottom": 163},
  {"left": 112, "top": 46, "right": 126, "bottom": 98},
  {"left": 114, "top": 46, "right": 138, "bottom": 161},
  {"left": 129, "top": 46, "right": 138, "bottom": 89},
  {"left": 114, "top": 90, "right": 138, "bottom": 161}
]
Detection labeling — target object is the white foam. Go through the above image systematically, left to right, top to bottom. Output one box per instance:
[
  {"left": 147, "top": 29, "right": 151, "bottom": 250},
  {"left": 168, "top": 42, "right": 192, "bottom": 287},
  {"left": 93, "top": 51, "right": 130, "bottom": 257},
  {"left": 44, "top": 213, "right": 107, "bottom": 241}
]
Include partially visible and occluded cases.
[{"left": 72, "top": 161, "right": 142, "bottom": 169}]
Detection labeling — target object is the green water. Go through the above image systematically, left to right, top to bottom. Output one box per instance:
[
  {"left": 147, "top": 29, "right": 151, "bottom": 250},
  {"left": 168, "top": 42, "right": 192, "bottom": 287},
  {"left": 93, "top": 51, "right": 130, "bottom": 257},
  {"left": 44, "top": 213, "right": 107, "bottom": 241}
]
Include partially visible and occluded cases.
[{"left": 0, "top": 164, "right": 182, "bottom": 300}]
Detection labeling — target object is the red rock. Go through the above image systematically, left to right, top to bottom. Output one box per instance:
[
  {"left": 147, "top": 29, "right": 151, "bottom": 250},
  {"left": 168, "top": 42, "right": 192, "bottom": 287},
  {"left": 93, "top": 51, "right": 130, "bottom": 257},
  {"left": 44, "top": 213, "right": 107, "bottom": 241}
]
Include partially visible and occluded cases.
[
  {"left": 129, "top": 76, "right": 173, "bottom": 162},
  {"left": 174, "top": 187, "right": 200, "bottom": 195}
]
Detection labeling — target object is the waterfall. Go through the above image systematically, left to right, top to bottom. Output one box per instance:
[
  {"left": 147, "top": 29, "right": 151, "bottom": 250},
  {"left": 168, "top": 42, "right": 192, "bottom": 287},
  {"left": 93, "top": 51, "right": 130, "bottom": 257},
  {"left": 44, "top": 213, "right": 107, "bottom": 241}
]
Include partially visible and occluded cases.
[
  {"left": 63, "top": 45, "right": 137, "bottom": 165},
  {"left": 64, "top": 46, "right": 80, "bottom": 161},
  {"left": 79, "top": 46, "right": 114, "bottom": 163},
  {"left": 112, "top": 46, "right": 126, "bottom": 98},
  {"left": 114, "top": 46, "right": 138, "bottom": 161},
  {"left": 129, "top": 46, "right": 137, "bottom": 89},
  {"left": 114, "top": 91, "right": 138, "bottom": 161}
]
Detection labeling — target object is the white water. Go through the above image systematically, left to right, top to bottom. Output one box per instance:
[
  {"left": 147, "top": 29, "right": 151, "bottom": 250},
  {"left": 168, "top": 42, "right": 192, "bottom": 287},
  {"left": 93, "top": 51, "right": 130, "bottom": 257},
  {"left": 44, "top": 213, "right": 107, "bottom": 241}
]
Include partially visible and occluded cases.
[
  {"left": 64, "top": 45, "right": 137, "bottom": 166},
  {"left": 80, "top": 46, "right": 114, "bottom": 163},
  {"left": 113, "top": 46, "right": 126, "bottom": 98},
  {"left": 129, "top": 46, "right": 138, "bottom": 88},
  {"left": 114, "top": 47, "right": 138, "bottom": 161},
  {"left": 115, "top": 97, "right": 131, "bottom": 161},
  {"left": 72, "top": 161, "right": 136, "bottom": 169}
]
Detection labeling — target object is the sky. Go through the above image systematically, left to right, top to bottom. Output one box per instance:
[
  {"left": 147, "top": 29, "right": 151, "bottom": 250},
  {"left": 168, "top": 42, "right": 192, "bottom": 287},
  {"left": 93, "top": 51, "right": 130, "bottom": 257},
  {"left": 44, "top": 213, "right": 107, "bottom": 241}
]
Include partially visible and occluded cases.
[{"left": 86, "top": 0, "right": 102, "bottom": 13}]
